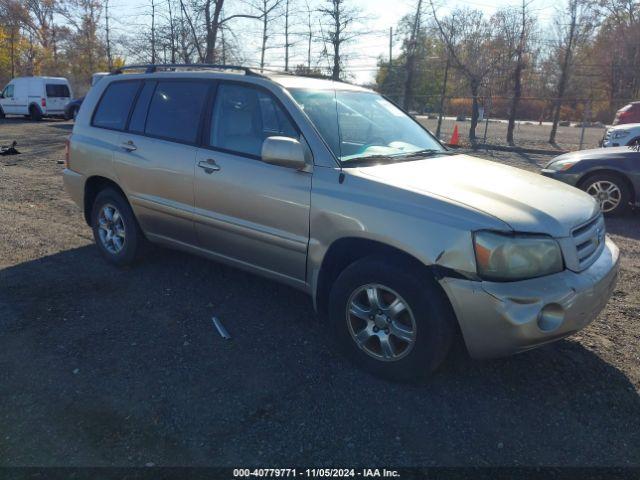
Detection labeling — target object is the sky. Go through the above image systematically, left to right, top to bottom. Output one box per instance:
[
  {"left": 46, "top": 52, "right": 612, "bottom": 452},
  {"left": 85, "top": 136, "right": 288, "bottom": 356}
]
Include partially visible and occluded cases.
[{"left": 106, "top": 0, "right": 560, "bottom": 84}]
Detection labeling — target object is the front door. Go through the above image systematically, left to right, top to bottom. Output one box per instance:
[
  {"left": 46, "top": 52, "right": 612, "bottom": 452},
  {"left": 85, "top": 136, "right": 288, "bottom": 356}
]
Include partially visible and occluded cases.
[
  {"left": 194, "top": 82, "right": 311, "bottom": 283},
  {"left": 1, "top": 84, "right": 16, "bottom": 114}
]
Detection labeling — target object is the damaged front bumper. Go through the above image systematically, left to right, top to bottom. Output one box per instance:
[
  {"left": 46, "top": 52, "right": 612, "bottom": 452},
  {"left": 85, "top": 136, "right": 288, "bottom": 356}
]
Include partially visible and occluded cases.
[{"left": 440, "top": 237, "right": 620, "bottom": 359}]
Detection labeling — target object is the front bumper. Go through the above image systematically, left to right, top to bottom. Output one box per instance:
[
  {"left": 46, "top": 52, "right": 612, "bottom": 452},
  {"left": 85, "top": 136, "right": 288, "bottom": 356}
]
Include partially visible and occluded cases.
[
  {"left": 540, "top": 169, "right": 582, "bottom": 187},
  {"left": 440, "top": 237, "right": 620, "bottom": 358}
]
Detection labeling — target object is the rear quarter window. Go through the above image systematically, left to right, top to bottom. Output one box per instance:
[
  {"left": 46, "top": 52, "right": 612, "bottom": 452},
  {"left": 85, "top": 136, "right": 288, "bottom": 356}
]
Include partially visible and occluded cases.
[
  {"left": 92, "top": 81, "right": 141, "bottom": 131},
  {"left": 46, "top": 84, "right": 70, "bottom": 97}
]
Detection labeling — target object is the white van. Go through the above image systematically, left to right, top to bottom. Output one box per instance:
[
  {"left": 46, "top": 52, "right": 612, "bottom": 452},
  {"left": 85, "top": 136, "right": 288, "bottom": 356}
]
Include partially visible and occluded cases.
[{"left": 0, "top": 76, "right": 72, "bottom": 120}]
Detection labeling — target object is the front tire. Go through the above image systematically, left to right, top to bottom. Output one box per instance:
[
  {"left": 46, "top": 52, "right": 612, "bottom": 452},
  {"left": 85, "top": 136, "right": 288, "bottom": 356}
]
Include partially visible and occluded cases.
[
  {"left": 580, "top": 173, "right": 630, "bottom": 216},
  {"left": 91, "top": 188, "right": 143, "bottom": 266},
  {"left": 328, "top": 256, "right": 455, "bottom": 382}
]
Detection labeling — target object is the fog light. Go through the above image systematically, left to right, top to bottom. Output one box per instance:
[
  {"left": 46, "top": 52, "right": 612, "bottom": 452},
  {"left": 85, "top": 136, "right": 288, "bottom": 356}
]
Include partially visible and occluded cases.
[{"left": 537, "top": 304, "right": 564, "bottom": 331}]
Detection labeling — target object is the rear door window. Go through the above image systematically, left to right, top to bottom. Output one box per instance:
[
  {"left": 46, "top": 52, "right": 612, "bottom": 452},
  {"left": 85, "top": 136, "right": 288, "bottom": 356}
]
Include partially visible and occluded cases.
[
  {"left": 92, "top": 81, "right": 141, "bottom": 131},
  {"left": 128, "top": 81, "right": 157, "bottom": 134},
  {"left": 144, "top": 81, "right": 209, "bottom": 143},
  {"left": 46, "top": 84, "right": 70, "bottom": 97}
]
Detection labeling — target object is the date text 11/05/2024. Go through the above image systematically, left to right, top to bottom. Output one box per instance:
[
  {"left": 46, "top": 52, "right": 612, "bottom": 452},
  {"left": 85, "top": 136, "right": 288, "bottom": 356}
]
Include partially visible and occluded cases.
[{"left": 233, "top": 468, "right": 401, "bottom": 478}]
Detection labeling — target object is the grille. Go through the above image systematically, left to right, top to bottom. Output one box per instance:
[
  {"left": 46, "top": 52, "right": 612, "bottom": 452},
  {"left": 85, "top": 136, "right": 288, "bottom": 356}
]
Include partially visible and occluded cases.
[{"left": 571, "top": 214, "right": 605, "bottom": 270}]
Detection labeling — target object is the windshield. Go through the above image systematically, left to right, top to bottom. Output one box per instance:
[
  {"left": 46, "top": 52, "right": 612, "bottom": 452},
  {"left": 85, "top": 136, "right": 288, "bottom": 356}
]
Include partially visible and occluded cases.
[{"left": 288, "top": 89, "right": 444, "bottom": 164}]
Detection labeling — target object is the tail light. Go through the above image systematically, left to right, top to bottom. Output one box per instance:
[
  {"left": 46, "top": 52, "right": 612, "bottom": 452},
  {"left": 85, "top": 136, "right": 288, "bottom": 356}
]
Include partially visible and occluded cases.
[
  {"left": 41, "top": 98, "right": 46, "bottom": 108},
  {"left": 64, "top": 136, "right": 71, "bottom": 168}
]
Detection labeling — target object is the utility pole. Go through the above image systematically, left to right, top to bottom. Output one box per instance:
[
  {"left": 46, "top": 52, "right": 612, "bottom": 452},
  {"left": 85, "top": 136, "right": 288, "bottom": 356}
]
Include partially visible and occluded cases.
[
  {"left": 105, "top": 0, "right": 113, "bottom": 70},
  {"left": 151, "top": 0, "right": 157, "bottom": 64},
  {"left": 168, "top": 0, "right": 176, "bottom": 63},
  {"left": 284, "top": 0, "right": 290, "bottom": 71},
  {"left": 403, "top": 0, "right": 423, "bottom": 110},
  {"left": 306, "top": 1, "right": 312, "bottom": 69},
  {"left": 221, "top": 26, "right": 226, "bottom": 64},
  {"left": 388, "top": 26, "right": 392, "bottom": 68}
]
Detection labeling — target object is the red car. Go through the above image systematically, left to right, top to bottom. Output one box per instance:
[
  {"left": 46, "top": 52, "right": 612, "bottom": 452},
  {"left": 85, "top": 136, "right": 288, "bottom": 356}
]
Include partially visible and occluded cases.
[{"left": 613, "top": 101, "right": 640, "bottom": 125}]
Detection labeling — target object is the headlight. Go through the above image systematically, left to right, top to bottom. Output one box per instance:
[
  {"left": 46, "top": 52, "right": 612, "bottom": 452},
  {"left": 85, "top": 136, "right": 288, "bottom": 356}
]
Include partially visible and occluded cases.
[
  {"left": 612, "top": 130, "right": 630, "bottom": 139},
  {"left": 546, "top": 158, "right": 577, "bottom": 171},
  {"left": 473, "top": 231, "right": 564, "bottom": 281}
]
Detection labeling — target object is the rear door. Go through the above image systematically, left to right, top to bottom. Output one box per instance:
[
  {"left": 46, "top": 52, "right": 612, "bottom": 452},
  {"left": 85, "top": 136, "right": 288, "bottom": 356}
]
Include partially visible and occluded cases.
[
  {"left": 113, "top": 79, "right": 210, "bottom": 246},
  {"left": 193, "top": 81, "right": 311, "bottom": 283},
  {"left": 45, "top": 83, "right": 71, "bottom": 113}
]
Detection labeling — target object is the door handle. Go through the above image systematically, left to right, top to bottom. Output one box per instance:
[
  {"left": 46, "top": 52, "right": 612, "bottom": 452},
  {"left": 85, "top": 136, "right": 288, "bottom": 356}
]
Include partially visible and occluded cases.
[
  {"left": 121, "top": 140, "right": 137, "bottom": 152},
  {"left": 198, "top": 158, "right": 221, "bottom": 173}
]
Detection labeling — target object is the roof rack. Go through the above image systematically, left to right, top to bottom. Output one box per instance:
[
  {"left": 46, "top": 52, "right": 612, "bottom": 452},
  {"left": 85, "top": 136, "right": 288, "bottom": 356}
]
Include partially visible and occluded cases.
[{"left": 110, "top": 64, "right": 265, "bottom": 76}]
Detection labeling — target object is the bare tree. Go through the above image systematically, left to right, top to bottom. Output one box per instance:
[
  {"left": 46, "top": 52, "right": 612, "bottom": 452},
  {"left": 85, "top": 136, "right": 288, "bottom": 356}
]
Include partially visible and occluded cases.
[
  {"left": 203, "top": 0, "right": 261, "bottom": 63},
  {"left": 251, "top": 0, "right": 284, "bottom": 71},
  {"left": 303, "top": 0, "right": 313, "bottom": 69},
  {"left": 318, "top": 0, "right": 362, "bottom": 80},
  {"left": 495, "top": 0, "right": 534, "bottom": 144},
  {"left": 548, "top": 0, "right": 594, "bottom": 144},
  {"left": 431, "top": 3, "right": 499, "bottom": 141}
]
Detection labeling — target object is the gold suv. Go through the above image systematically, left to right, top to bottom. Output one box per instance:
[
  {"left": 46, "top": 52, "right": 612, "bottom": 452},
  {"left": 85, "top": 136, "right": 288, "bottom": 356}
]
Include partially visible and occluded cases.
[{"left": 63, "top": 65, "right": 620, "bottom": 381}]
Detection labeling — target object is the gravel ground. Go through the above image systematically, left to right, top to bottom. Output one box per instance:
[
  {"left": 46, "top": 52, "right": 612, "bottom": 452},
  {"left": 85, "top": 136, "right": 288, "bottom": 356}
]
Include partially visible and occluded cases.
[{"left": 1, "top": 118, "right": 639, "bottom": 467}]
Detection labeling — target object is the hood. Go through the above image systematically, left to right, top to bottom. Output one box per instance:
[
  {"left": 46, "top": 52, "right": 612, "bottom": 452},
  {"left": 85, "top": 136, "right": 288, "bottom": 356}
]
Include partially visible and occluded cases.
[
  {"left": 609, "top": 122, "right": 640, "bottom": 131},
  {"left": 548, "top": 146, "right": 638, "bottom": 165},
  {"left": 354, "top": 154, "right": 599, "bottom": 237}
]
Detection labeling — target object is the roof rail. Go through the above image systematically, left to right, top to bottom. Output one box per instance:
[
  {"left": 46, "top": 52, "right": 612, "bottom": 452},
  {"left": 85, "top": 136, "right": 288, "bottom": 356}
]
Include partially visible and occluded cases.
[{"left": 110, "top": 64, "right": 265, "bottom": 77}]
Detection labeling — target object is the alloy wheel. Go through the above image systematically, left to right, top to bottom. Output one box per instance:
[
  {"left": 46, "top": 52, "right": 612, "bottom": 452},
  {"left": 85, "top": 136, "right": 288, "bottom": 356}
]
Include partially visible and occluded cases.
[
  {"left": 585, "top": 180, "right": 622, "bottom": 213},
  {"left": 97, "top": 203, "right": 126, "bottom": 254},
  {"left": 346, "top": 284, "right": 417, "bottom": 362}
]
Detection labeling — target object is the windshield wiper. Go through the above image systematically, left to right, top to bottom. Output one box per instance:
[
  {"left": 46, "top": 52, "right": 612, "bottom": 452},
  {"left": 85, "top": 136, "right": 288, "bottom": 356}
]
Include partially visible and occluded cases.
[
  {"left": 341, "top": 149, "right": 454, "bottom": 167},
  {"left": 395, "top": 149, "right": 453, "bottom": 159},
  {"left": 340, "top": 155, "right": 396, "bottom": 167}
]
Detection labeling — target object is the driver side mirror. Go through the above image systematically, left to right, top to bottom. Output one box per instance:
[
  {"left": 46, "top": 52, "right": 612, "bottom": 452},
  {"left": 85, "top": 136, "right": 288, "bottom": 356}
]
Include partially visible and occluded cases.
[{"left": 261, "top": 136, "right": 307, "bottom": 170}]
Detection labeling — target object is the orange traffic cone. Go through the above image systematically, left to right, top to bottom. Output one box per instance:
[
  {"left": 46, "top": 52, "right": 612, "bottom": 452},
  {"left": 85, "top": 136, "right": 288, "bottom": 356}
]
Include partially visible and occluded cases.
[{"left": 449, "top": 124, "right": 459, "bottom": 146}]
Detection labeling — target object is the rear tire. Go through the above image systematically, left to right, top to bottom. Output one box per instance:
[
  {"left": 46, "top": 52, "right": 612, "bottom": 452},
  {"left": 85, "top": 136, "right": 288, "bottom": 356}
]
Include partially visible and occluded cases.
[
  {"left": 29, "top": 105, "right": 42, "bottom": 121},
  {"left": 579, "top": 173, "right": 630, "bottom": 216},
  {"left": 91, "top": 188, "right": 144, "bottom": 266},
  {"left": 328, "top": 255, "right": 455, "bottom": 382}
]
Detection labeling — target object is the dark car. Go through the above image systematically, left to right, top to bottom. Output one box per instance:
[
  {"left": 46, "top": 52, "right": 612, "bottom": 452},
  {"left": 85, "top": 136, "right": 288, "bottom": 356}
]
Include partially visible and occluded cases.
[
  {"left": 64, "top": 97, "right": 84, "bottom": 120},
  {"left": 613, "top": 101, "right": 640, "bottom": 125},
  {"left": 542, "top": 146, "right": 640, "bottom": 216}
]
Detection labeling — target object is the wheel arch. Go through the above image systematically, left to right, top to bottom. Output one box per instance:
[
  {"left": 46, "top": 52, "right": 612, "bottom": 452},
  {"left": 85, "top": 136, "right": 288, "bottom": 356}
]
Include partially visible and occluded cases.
[
  {"left": 28, "top": 102, "right": 43, "bottom": 114},
  {"left": 577, "top": 168, "right": 635, "bottom": 203},
  {"left": 83, "top": 176, "right": 129, "bottom": 226},
  {"left": 313, "top": 237, "right": 455, "bottom": 318}
]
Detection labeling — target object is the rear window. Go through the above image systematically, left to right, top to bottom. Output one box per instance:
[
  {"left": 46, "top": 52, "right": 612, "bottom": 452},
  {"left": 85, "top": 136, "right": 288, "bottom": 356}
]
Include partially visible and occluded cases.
[
  {"left": 92, "top": 81, "right": 141, "bottom": 131},
  {"left": 144, "top": 81, "right": 209, "bottom": 143},
  {"left": 46, "top": 84, "right": 70, "bottom": 97}
]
